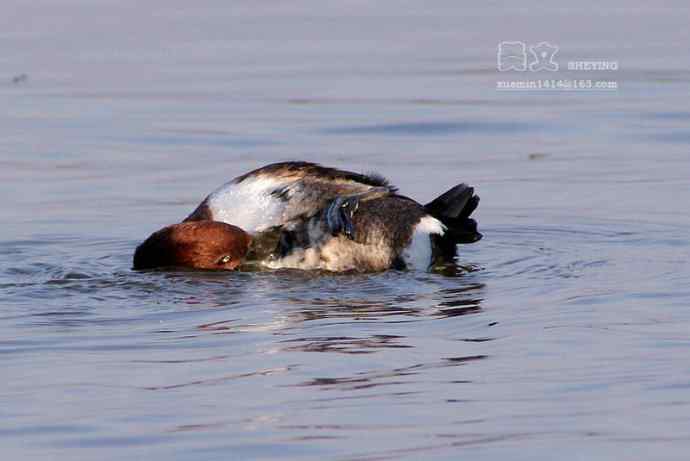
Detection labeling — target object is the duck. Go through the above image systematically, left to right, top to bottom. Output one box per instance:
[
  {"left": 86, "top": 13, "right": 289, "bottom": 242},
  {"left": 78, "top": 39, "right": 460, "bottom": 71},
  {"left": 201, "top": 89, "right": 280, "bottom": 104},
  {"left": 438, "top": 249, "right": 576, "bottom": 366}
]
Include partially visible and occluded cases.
[{"left": 133, "top": 161, "right": 481, "bottom": 272}]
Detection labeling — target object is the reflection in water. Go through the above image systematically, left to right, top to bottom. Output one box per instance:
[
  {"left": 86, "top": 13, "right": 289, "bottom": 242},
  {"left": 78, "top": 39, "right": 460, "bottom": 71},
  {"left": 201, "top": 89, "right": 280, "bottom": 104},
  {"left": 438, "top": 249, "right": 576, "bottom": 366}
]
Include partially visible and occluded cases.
[
  {"left": 276, "top": 270, "right": 483, "bottom": 320},
  {"left": 190, "top": 272, "right": 485, "bottom": 340},
  {"left": 434, "top": 283, "right": 484, "bottom": 318},
  {"left": 279, "top": 335, "right": 412, "bottom": 354},
  {"left": 291, "top": 355, "right": 488, "bottom": 391},
  {"left": 142, "top": 367, "right": 293, "bottom": 391}
]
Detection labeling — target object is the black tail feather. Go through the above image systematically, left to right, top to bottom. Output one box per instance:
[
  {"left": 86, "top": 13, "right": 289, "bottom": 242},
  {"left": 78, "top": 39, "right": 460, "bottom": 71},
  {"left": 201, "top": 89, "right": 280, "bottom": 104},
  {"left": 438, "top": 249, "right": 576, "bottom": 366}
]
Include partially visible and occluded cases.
[
  {"left": 425, "top": 183, "right": 475, "bottom": 220},
  {"left": 425, "top": 184, "right": 482, "bottom": 246},
  {"left": 459, "top": 194, "right": 479, "bottom": 219},
  {"left": 440, "top": 217, "right": 481, "bottom": 244}
]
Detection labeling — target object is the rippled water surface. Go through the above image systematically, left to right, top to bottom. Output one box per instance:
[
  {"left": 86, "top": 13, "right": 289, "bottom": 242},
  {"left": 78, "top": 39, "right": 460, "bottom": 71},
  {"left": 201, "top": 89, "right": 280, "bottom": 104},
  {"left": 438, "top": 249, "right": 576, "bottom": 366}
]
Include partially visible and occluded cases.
[{"left": 2, "top": 1, "right": 690, "bottom": 459}]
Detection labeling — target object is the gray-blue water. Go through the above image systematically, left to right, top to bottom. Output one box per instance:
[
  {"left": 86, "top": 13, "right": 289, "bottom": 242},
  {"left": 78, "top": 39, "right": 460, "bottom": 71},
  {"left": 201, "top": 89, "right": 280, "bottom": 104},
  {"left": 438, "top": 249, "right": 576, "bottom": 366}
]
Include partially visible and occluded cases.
[{"left": 2, "top": 1, "right": 690, "bottom": 459}]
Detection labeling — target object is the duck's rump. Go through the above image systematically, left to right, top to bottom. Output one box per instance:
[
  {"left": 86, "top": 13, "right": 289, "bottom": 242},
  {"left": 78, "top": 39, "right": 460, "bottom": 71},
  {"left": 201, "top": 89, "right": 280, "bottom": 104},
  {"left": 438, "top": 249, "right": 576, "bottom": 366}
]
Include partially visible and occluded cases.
[{"left": 259, "top": 195, "right": 444, "bottom": 272}]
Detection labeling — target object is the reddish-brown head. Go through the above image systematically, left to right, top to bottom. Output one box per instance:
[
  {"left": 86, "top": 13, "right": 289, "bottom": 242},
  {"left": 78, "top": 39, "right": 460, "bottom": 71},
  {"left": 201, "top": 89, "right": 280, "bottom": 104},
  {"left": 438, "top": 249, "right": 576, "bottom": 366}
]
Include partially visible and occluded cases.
[{"left": 133, "top": 221, "right": 251, "bottom": 270}]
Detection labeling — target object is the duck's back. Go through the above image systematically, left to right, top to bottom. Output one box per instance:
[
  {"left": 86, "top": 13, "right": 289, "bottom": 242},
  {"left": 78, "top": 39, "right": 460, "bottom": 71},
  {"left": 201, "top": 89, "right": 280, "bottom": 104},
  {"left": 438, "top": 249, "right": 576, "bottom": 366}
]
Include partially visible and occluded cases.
[{"left": 185, "top": 162, "right": 395, "bottom": 233}]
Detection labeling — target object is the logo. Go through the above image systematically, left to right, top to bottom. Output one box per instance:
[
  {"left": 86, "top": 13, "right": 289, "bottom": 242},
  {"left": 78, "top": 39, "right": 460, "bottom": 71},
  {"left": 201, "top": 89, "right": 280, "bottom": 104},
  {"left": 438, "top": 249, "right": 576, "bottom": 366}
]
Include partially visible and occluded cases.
[
  {"left": 497, "top": 41, "right": 559, "bottom": 72},
  {"left": 497, "top": 41, "right": 527, "bottom": 71},
  {"left": 528, "top": 42, "right": 559, "bottom": 71}
]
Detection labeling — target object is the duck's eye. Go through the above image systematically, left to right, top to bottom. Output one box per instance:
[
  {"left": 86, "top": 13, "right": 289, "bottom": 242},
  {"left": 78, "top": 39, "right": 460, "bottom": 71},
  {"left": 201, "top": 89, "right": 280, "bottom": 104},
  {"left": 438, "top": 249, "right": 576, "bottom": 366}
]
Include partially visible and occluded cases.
[{"left": 218, "top": 255, "right": 232, "bottom": 265}]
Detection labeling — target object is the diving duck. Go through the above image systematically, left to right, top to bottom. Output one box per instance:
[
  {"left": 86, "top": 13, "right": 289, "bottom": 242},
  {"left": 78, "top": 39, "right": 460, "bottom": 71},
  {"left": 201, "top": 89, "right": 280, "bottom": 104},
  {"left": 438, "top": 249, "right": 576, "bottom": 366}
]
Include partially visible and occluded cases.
[{"left": 133, "top": 161, "right": 481, "bottom": 272}]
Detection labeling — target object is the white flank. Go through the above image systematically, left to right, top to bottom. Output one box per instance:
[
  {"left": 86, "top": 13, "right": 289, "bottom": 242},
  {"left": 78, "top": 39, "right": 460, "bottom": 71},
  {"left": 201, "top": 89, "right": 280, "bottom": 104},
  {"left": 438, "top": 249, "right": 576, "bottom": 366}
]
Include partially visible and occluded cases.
[
  {"left": 206, "top": 176, "right": 288, "bottom": 233},
  {"left": 402, "top": 216, "right": 446, "bottom": 270}
]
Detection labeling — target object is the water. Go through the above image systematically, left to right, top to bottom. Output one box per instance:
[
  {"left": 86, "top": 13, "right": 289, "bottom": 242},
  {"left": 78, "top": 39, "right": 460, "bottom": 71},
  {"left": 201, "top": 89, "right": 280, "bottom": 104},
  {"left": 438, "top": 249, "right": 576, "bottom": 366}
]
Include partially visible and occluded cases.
[{"left": 2, "top": 1, "right": 690, "bottom": 459}]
